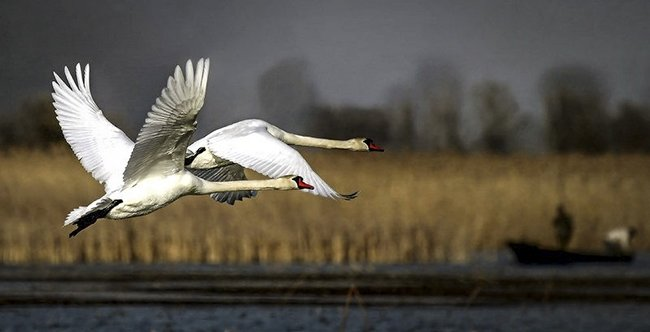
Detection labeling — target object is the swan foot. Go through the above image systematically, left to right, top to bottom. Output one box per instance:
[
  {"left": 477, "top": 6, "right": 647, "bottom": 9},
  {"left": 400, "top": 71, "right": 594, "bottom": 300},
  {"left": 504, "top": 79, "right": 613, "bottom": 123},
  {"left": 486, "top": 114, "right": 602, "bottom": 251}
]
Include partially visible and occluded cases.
[{"left": 69, "top": 217, "right": 98, "bottom": 238}]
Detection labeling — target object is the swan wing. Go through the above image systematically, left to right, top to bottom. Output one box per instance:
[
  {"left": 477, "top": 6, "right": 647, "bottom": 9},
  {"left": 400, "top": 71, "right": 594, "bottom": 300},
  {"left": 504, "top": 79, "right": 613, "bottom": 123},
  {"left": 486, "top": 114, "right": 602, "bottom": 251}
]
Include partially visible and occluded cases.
[
  {"left": 122, "top": 58, "right": 210, "bottom": 186},
  {"left": 52, "top": 64, "right": 134, "bottom": 193},
  {"left": 205, "top": 125, "right": 352, "bottom": 200}
]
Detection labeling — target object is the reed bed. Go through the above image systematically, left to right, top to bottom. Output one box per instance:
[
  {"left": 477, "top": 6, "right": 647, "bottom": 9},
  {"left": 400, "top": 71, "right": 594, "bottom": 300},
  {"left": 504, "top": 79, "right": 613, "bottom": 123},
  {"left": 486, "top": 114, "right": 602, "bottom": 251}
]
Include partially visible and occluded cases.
[{"left": 0, "top": 145, "right": 648, "bottom": 264}]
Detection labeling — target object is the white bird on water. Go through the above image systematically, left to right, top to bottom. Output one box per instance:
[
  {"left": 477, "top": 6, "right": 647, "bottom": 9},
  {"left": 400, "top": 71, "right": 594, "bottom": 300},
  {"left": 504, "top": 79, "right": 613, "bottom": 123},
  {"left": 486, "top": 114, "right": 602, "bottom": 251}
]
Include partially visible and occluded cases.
[{"left": 52, "top": 58, "right": 314, "bottom": 237}]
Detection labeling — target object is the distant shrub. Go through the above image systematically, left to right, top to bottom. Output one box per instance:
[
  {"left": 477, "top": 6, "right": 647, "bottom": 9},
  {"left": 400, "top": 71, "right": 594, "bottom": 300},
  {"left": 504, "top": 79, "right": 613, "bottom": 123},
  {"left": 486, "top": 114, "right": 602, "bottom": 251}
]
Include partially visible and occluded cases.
[
  {"left": 541, "top": 65, "right": 609, "bottom": 153},
  {"left": 472, "top": 81, "right": 522, "bottom": 154},
  {"left": 0, "top": 94, "right": 64, "bottom": 149},
  {"left": 611, "top": 102, "right": 650, "bottom": 153},
  {"left": 308, "top": 105, "right": 390, "bottom": 143}
]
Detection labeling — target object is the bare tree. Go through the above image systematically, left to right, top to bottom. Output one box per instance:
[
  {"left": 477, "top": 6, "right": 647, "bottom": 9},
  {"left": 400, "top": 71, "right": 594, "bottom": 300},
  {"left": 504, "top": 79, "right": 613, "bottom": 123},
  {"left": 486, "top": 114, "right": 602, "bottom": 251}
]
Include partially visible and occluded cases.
[
  {"left": 257, "top": 58, "right": 318, "bottom": 132},
  {"left": 413, "top": 59, "right": 463, "bottom": 151},
  {"left": 541, "top": 65, "right": 609, "bottom": 153},
  {"left": 472, "top": 81, "right": 521, "bottom": 153},
  {"left": 385, "top": 83, "right": 414, "bottom": 149},
  {"left": 12, "top": 94, "right": 63, "bottom": 148},
  {"left": 611, "top": 101, "right": 650, "bottom": 152},
  {"left": 395, "top": 103, "right": 415, "bottom": 150},
  {"left": 308, "top": 105, "right": 389, "bottom": 144}
]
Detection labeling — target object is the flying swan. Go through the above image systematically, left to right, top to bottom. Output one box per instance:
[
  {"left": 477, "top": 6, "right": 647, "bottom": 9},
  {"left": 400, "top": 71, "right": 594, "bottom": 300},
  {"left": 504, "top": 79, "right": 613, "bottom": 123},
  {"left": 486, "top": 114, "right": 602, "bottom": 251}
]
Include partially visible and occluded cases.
[
  {"left": 52, "top": 58, "right": 314, "bottom": 237},
  {"left": 53, "top": 61, "right": 384, "bottom": 207},
  {"left": 184, "top": 119, "right": 383, "bottom": 204}
]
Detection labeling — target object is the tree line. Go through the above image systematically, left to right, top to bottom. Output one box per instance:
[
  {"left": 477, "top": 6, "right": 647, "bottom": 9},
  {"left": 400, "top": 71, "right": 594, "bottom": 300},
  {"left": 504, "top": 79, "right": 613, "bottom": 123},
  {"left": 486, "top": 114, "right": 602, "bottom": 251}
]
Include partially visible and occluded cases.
[
  {"left": 258, "top": 58, "right": 650, "bottom": 154},
  {"left": 2, "top": 59, "right": 649, "bottom": 154}
]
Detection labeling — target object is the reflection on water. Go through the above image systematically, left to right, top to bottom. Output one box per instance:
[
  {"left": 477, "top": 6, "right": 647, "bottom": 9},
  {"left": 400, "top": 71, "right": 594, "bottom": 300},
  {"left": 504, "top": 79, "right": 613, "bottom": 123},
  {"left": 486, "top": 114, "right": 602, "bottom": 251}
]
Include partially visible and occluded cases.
[{"left": 1, "top": 252, "right": 649, "bottom": 331}]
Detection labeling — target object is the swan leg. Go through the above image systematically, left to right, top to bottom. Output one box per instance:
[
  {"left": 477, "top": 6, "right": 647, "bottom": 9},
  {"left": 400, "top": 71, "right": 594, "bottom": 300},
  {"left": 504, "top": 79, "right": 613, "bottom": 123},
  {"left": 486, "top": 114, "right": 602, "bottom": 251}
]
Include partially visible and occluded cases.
[{"left": 69, "top": 199, "right": 123, "bottom": 238}]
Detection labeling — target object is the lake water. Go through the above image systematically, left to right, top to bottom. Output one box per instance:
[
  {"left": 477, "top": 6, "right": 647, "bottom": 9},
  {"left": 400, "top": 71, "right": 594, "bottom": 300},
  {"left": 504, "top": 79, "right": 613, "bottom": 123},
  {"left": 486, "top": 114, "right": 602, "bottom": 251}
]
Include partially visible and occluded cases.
[{"left": 1, "top": 253, "right": 649, "bottom": 331}]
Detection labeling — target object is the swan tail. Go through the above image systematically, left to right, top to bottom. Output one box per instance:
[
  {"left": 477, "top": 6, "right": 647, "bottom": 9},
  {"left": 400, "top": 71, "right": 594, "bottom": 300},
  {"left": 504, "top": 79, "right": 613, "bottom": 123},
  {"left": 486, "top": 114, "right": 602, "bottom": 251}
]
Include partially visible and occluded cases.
[
  {"left": 64, "top": 197, "right": 123, "bottom": 238},
  {"left": 64, "top": 206, "right": 88, "bottom": 226}
]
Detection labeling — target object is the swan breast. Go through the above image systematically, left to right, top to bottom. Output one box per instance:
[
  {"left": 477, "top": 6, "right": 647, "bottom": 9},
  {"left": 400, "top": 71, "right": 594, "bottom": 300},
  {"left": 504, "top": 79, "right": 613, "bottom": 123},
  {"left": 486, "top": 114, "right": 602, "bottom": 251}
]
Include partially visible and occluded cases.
[{"left": 106, "top": 172, "right": 196, "bottom": 219}]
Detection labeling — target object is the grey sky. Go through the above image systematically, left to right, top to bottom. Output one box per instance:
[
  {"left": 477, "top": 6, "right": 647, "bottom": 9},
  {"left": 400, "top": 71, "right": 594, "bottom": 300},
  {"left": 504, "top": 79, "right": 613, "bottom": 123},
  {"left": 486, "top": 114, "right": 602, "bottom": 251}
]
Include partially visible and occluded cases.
[{"left": 1, "top": 0, "right": 649, "bottom": 136}]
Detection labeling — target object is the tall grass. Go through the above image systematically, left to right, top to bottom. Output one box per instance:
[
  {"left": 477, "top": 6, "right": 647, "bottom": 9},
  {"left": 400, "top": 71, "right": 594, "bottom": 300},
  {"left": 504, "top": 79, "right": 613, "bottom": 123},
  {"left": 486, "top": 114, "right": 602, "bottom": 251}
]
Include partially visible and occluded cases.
[{"left": 0, "top": 145, "right": 648, "bottom": 264}]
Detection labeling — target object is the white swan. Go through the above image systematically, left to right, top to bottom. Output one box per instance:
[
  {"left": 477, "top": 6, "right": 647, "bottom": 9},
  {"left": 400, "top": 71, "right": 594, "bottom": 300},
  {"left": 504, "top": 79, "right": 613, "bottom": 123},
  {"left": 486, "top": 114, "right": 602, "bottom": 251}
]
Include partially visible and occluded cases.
[
  {"left": 52, "top": 58, "right": 313, "bottom": 237},
  {"left": 52, "top": 61, "right": 384, "bottom": 206},
  {"left": 185, "top": 119, "right": 384, "bottom": 204}
]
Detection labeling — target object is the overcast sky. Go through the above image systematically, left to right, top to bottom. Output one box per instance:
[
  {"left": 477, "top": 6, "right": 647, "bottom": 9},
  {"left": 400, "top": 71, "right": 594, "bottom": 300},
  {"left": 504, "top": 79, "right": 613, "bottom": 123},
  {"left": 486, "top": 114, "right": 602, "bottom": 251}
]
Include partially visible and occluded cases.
[{"left": 1, "top": 0, "right": 649, "bottom": 136}]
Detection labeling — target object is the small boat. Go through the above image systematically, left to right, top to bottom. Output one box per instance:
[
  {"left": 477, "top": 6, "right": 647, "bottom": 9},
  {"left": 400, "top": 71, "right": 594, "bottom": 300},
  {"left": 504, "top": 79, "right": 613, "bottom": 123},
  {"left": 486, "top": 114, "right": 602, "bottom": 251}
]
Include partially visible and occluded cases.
[{"left": 506, "top": 241, "right": 634, "bottom": 265}]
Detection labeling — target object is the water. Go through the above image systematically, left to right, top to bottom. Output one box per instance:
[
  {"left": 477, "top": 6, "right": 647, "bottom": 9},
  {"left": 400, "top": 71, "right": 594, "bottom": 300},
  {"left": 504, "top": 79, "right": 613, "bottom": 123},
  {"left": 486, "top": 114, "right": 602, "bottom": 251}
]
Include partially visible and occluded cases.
[
  {"left": 1, "top": 253, "right": 649, "bottom": 331},
  {"left": 1, "top": 303, "right": 649, "bottom": 332}
]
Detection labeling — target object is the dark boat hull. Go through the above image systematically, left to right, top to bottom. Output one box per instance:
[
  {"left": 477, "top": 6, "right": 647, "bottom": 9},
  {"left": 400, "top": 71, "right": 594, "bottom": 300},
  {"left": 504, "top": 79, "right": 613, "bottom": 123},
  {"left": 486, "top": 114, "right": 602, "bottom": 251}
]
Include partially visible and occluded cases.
[{"left": 507, "top": 241, "right": 634, "bottom": 265}]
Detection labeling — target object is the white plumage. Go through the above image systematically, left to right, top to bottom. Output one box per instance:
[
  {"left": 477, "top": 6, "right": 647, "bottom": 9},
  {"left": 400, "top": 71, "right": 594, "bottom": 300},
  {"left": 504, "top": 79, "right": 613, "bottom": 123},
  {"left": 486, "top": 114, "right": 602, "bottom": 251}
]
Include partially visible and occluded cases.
[
  {"left": 52, "top": 59, "right": 310, "bottom": 237},
  {"left": 53, "top": 63, "right": 382, "bottom": 206},
  {"left": 52, "top": 64, "right": 132, "bottom": 193},
  {"left": 188, "top": 119, "right": 359, "bottom": 200}
]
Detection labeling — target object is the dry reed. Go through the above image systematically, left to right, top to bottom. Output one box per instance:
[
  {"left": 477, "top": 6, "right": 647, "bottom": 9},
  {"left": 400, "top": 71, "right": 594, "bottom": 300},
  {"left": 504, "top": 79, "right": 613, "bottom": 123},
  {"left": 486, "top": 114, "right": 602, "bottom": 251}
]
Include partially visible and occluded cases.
[{"left": 0, "top": 145, "right": 648, "bottom": 264}]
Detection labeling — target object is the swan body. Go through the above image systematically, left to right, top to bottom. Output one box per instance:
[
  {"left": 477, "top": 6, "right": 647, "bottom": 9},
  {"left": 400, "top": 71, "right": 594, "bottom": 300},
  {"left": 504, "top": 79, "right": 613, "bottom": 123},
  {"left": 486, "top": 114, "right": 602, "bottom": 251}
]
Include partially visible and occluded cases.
[
  {"left": 53, "top": 59, "right": 312, "bottom": 237},
  {"left": 103, "top": 172, "right": 197, "bottom": 219},
  {"left": 102, "top": 173, "right": 303, "bottom": 220}
]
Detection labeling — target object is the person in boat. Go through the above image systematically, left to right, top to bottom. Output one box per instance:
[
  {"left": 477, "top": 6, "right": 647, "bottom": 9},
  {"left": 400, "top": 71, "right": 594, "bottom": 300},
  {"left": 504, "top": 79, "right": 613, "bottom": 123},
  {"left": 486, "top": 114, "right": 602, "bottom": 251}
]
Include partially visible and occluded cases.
[
  {"left": 552, "top": 204, "right": 573, "bottom": 250},
  {"left": 603, "top": 227, "right": 637, "bottom": 255}
]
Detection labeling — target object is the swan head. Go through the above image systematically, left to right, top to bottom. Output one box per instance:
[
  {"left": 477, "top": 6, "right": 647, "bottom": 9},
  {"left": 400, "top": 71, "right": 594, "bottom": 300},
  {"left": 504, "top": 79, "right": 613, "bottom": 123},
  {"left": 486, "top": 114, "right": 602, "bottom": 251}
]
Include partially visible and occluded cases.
[
  {"left": 361, "top": 138, "right": 384, "bottom": 152},
  {"left": 185, "top": 146, "right": 220, "bottom": 169},
  {"left": 184, "top": 147, "right": 207, "bottom": 166},
  {"left": 291, "top": 176, "right": 314, "bottom": 190}
]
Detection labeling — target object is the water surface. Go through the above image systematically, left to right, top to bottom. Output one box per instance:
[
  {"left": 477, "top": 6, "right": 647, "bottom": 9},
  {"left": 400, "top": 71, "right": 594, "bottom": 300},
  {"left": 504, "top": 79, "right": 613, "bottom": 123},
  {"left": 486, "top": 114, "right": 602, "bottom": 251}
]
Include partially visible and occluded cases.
[{"left": 1, "top": 253, "right": 649, "bottom": 331}]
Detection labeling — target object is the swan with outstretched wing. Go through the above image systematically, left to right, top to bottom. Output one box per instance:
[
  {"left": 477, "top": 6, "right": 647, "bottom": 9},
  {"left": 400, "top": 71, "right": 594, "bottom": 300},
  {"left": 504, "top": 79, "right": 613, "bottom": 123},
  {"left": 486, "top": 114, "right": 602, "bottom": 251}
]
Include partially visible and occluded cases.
[
  {"left": 53, "top": 59, "right": 313, "bottom": 237},
  {"left": 53, "top": 62, "right": 384, "bottom": 206},
  {"left": 187, "top": 119, "right": 383, "bottom": 202}
]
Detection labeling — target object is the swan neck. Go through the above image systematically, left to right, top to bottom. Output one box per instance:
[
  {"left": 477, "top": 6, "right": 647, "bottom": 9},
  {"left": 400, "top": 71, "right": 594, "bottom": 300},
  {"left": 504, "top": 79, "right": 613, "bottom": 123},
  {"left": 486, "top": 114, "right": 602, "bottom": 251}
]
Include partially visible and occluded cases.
[
  {"left": 265, "top": 123, "right": 360, "bottom": 150},
  {"left": 281, "top": 132, "right": 354, "bottom": 150},
  {"left": 194, "top": 177, "right": 292, "bottom": 195}
]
